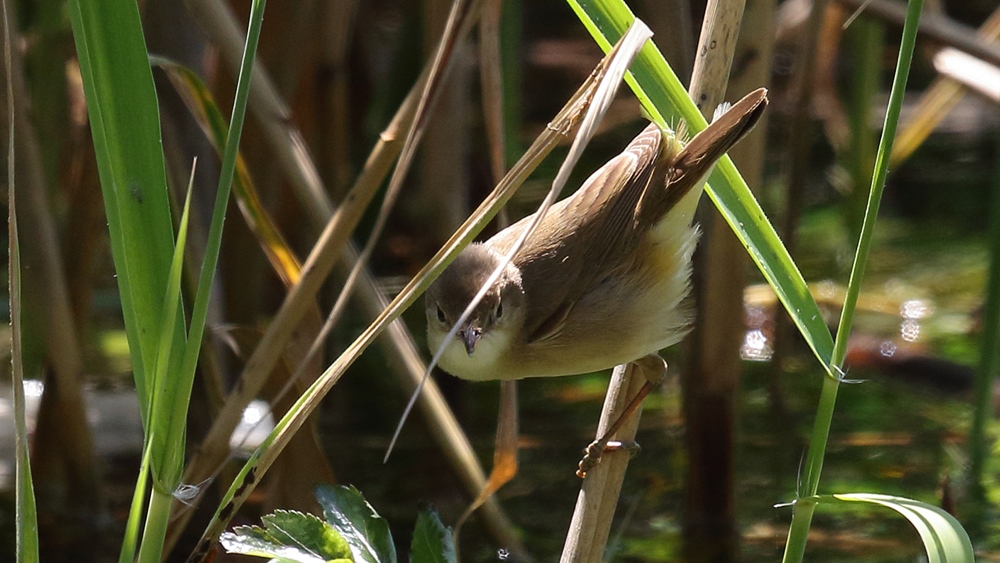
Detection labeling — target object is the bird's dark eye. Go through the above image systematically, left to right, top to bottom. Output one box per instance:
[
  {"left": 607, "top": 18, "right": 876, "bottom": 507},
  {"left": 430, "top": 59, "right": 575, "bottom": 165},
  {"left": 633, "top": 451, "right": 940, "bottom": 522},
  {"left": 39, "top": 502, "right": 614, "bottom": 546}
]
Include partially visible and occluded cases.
[
  {"left": 495, "top": 302, "right": 503, "bottom": 319},
  {"left": 436, "top": 305, "right": 446, "bottom": 323}
]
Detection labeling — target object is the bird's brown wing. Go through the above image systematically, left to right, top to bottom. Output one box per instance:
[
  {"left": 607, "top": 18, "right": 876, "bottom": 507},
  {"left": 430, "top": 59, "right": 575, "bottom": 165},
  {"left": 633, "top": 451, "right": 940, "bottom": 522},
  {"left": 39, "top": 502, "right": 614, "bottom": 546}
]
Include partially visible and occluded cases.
[
  {"left": 482, "top": 89, "right": 769, "bottom": 346},
  {"left": 487, "top": 123, "right": 664, "bottom": 343}
]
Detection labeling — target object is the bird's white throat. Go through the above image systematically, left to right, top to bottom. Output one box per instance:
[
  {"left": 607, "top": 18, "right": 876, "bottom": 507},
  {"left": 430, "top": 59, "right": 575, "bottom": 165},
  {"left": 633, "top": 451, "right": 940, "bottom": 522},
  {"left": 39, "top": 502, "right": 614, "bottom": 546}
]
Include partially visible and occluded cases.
[{"left": 430, "top": 324, "right": 516, "bottom": 382}]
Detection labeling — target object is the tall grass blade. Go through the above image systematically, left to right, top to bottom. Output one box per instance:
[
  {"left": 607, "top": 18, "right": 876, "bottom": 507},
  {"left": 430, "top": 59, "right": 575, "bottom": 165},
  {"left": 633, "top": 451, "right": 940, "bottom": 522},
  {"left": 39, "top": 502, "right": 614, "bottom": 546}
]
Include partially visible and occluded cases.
[
  {"left": 5, "top": 0, "right": 38, "bottom": 557},
  {"left": 66, "top": 0, "right": 183, "bottom": 418},
  {"left": 67, "top": 0, "right": 193, "bottom": 557},
  {"left": 69, "top": 0, "right": 266, "bottom": 557},
  {"left": 173, "top": 0, "right": 268, "bottom": 487},
  {"left": 176, "top": 0, "right": 266, "bottom": 414},
  {"left": 783, "top": 1, "right": 926, "bottom": 560},
  {"left": 968, "top": 123, "right": 1000, "bottom": 483}
]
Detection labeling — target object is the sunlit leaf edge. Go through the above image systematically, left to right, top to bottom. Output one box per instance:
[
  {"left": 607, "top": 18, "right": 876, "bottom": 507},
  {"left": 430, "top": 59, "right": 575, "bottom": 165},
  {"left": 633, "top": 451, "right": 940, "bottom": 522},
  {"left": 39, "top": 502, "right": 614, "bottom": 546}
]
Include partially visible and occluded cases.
[{"left": 815, "top": 493, "right": 975, "bottom": 563}]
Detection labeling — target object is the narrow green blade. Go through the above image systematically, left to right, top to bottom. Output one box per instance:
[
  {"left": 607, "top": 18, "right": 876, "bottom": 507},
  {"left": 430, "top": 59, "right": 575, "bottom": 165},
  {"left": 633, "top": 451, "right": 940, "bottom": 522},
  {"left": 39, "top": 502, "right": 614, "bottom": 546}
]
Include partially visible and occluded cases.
[{"left": 67, "top": 0, "right": 183, "bottom": 420}]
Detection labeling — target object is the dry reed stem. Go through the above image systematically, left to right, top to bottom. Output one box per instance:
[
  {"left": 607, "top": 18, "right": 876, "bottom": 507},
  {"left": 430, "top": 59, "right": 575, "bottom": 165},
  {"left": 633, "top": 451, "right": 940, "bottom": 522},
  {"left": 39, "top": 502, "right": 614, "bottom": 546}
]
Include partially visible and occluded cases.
[
  {"left": 169, "top": 0, "right": 520, "bottom": 551},
  {"left": 684, "top": 0, "right": 771, "bottom": 556},
  {"left": 689, "top": 0, "right": 747, "bottom": 111},
  {"left": 891, "top": 3, "right": 1000, "bottom": 166},
  {"left": 559, "top": 361, "right": 654, "bottom": 563}
]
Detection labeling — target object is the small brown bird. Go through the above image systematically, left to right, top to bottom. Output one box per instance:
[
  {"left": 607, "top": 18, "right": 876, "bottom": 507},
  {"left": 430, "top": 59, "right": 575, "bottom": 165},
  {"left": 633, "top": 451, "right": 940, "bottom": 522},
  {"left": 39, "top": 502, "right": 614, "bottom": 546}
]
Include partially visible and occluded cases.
[{"left": 426, "top": 88, "right": 768, "bottom": 381}]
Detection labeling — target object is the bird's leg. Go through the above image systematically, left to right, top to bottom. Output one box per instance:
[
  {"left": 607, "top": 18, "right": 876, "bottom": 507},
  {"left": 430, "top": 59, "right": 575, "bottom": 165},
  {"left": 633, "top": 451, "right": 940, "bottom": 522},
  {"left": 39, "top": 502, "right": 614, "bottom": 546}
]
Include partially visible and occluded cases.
[{"left": 577, "top": 354, "right": 667, "bottom": 478}]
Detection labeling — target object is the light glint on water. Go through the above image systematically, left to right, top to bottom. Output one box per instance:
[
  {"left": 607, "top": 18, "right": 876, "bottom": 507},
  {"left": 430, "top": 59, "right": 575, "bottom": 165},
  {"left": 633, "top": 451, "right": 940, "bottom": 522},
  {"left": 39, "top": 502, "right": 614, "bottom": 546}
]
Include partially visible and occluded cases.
[
  {"left": 900, "top": 298, "right": 931, "bottom": 320},
  {"left": 900, "top": 319, "right": 921, "bottom": 342},
  {"left": 740, "top": 329, "right": 773, "bottom": 362},
  {"left": 23, "top": 379, "right": 44, "bottom": 398},
  {"left": 230, "top": 399, "right": 275, "bottom": 454},
  {"left": 242, "top": 401, "right": 266, "bottom": 425}
]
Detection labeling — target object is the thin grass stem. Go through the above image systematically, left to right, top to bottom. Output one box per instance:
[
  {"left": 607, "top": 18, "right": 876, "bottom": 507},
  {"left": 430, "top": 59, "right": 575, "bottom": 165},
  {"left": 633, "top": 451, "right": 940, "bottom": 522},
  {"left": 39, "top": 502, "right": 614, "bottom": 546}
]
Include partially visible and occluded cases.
[{"left": 782, "top": 1, "right": 924, "bottom": 560}]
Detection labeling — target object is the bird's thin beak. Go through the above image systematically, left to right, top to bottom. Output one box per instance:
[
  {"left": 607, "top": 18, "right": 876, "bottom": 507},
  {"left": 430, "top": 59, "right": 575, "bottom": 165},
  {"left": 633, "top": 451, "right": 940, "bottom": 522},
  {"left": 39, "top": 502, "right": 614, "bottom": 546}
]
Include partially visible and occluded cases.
[{"left": 459, "top": 326, "right": 482, "bottom": 356}]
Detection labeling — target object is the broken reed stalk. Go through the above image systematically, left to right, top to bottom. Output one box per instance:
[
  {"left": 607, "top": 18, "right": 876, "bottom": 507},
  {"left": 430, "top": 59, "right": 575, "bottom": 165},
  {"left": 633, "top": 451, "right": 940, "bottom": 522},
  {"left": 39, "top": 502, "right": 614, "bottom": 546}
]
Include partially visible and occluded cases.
[{"left": 560, "top": 362, "right": 650, "bottom": 562}]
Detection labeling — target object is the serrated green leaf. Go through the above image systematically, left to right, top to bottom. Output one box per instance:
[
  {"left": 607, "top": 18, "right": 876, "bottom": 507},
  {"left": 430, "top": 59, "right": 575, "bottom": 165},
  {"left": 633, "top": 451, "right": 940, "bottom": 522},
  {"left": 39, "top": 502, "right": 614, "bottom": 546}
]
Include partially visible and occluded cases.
[
  {"left": 316, "top": 485, "right": 396, "bottom": 563},
  {"left": 818, "top": 494, "right": 974, "bottom": 563},
  {"left": 410, "top": 508, "right": 456, "bottom": 563},
  {"left": 221, "top": 509, "right": 353, "bottom": 563},
  {"left": 265, "top": 510, "right": 354, "bottom": 559},
  {"left": 222, "top": 529, "right": 326, "bottom": 563}
]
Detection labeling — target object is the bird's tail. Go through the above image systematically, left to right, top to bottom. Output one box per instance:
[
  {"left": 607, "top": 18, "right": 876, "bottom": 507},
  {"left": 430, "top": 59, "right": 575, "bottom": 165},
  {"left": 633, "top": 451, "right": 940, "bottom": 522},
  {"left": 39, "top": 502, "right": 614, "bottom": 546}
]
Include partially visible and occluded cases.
[
  {"left": 673, "top": 87, "right": 768, "bottom": 181},
  {"left": 637, "top": 88, "right": 768, "bottom": 227}
]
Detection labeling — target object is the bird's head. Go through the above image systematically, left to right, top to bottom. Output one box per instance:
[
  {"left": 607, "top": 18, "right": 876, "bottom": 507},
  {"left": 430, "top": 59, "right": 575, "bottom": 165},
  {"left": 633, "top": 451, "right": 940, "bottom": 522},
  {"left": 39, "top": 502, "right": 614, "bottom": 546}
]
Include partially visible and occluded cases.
[{"left": 425, "top": 243, "right": 525, "bottom": 380}]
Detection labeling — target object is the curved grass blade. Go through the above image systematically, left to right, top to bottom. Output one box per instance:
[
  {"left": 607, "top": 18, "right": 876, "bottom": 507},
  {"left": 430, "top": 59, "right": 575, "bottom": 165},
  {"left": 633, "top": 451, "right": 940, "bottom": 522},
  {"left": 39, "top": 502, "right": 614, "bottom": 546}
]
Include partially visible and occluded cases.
[
  {"left": 5, "top": 0, "right": 38, "bottom": 557},
  {"left": 568, "top": 0, "right": 835, "bottom": 376},
  {"left": 152, "top": 57, "right": 302, "bottom": 286},
  {"left": 814, "top": 494, "right": 974, "bottom": 562}
]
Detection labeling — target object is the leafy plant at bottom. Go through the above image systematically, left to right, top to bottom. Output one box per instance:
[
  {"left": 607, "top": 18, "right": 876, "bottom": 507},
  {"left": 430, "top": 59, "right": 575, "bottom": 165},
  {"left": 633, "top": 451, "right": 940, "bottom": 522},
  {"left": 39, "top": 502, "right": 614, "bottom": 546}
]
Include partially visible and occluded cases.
[
  {"left": 221, "top": 484, "right": 456, "bottom": 563},
  {"left": 222, "top": 510, "right": 352, "bottom": 563}
]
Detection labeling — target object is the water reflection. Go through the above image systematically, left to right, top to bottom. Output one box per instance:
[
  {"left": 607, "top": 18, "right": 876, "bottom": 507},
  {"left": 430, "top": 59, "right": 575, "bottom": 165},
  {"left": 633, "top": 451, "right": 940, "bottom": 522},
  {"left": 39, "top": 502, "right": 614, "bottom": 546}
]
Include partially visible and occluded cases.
[
  {"left": 900, "top": 318, "right": 921, "bottom": 342},
  {"left": 741, "top": 329, "right": 773, "bottom": 362},
  {"left": 0, "top": 379, "right": 144, "bottom": 492},
  {"left": 0, "top": 380, "right": 45, "bottom": 489},
  {"left": 229, "top": 399, "right": 276, "bottom": 454}
]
